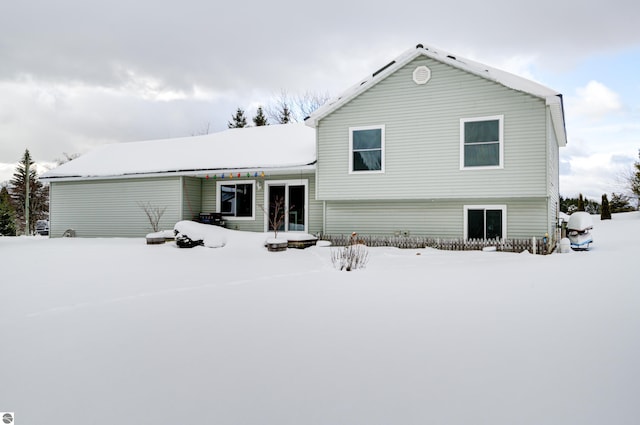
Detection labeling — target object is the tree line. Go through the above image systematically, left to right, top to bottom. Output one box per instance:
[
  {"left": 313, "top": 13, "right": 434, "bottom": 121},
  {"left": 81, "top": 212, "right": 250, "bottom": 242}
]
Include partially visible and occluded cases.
[
  {"left": 227, "top": 91, "right": 329, "bottom": 129},
  {"left": 560, "top": 192, "right": 636, "bottom": 217}
]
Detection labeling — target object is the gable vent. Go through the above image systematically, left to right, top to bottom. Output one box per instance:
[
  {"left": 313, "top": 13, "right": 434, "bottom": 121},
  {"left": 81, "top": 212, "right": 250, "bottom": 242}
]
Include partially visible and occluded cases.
[{"left": 412, "top": 65, "right": 431, "bottom": 85}]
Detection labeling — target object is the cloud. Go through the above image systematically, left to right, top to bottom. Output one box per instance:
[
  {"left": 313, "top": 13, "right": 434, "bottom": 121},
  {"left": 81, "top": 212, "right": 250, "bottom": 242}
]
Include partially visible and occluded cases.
[
  {"left": 0, "top": 76, "right": 250, "bottom": 159},
  {"left": 568, "top": 81, "right": 622, "bottom": 120},
  {"left": 560, "top": 152, "right": 634, "bottom": 199}
]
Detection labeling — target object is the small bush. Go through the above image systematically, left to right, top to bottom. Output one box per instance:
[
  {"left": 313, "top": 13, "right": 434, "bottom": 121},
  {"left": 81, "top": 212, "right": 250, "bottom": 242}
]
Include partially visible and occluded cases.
[{"left": 331, "top": 243, "right": 369, "bottom": 271}]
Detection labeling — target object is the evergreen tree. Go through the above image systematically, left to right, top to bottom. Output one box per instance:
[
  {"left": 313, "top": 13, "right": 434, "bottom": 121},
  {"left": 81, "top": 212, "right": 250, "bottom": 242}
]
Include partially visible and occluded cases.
[
  {"left": 279, "top": 104, "right": 292, "bottom": 124},
  {"left": 252, "top": 106, "right": 268, "bottom": 126},
  {"left": 228, "top": 108, "right": 248, "bottom": 128},
  {"left": 9, "top": 149, "right": 49, "bottom": 235},
  {"left": 632, "top": 149, "right": 640, "bottom": 207},
  {"left": 0, "top": 186, "right": 17, "bottom": 236},
  {"left": 609, "top": 192, "right": 634, "bottom": 213},
  {"left": 577, "top": 193, "right": 585, "bottom": 212},
  {"left": 560, "top": 194, "right": 600, "bottom": 214},
  {"left": 601, "top": 194, "right": 611, "bottom": 220},
  {"left": 561, "top": 195, "right": 581, "bottom": 214}
]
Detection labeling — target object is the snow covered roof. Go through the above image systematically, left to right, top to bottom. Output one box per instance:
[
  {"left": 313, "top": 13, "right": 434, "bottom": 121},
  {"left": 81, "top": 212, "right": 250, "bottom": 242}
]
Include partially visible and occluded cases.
[
  {"left": 305, "top": 43, "right": 567, "bottom": 147},
  {"left": 41, "top": 123, "right": 316, "bottom": 180}
]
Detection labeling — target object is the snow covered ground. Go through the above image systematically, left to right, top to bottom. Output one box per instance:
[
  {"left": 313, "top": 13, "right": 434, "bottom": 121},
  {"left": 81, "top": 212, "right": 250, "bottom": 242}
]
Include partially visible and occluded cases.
[{"left": 1, "top": 213, "right": 639, "bottom": 425}]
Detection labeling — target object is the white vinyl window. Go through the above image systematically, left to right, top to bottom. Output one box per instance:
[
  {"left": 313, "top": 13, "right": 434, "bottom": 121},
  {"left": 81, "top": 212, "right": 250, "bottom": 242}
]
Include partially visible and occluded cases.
[
  {"left": 460, "top": 115, "right": 504, "bottom": 169},
  {"left": 349, "top": 125, "right": 385, "bottom": 173},
  {"left": 216, "top": 180, "right": 255, "bottom": 220},
  {"left": 464, "top": 205, "right": 507, "bottom": 240}
]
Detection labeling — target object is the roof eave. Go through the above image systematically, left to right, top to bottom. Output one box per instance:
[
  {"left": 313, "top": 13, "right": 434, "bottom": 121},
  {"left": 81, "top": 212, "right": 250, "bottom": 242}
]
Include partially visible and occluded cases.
[{"left": 41, "top": 163, "right": 317, "bottom": 182}]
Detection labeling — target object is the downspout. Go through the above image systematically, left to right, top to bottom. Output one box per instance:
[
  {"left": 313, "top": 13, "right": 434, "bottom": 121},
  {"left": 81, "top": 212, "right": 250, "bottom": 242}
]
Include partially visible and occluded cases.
[
  {"left": 179, "top": 176, "right": 184, "bottom": 220},
  {"left": 322, "top": 201, "right": 326, "bottom": 236}
]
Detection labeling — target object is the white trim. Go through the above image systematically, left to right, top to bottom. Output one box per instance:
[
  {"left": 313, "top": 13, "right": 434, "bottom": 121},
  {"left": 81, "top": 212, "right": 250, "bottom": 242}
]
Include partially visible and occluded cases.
[
  {"left": 459, "top": 115, "right": 504, "bottom": 170},
  {"left": 349, "top": 125, "right": 385, "bottom": 174},
  {"left": 264, "top": 179, "right": 309, "bottom": 233},
  {"left": 215, "top": 180, "right": 256, "bottom": 221},
  {"left": 463, "top": 204, "right": 507, "bottom": 240}
]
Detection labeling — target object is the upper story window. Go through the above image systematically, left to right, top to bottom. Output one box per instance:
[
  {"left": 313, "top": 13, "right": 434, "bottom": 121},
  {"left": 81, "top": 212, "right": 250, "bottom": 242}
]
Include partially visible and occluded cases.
[
  {"left": 460, "top": 115, "right": 503, "bottom": 169},
  {"left": 349, "top": 125, "right": 385, "bottom": 173},
  {"left": 217, "top": 181, "right": 254, "bottom": 219}
]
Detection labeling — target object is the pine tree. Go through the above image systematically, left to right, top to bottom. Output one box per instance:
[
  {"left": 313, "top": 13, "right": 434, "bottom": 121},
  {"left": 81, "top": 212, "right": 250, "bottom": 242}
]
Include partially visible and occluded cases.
[
  {"left": 279, "top": 104, "right": 292, "bottom": 124},
  {"left": 252, "top": 106, "right": 268, "bottom": 126},
  {"left": 228, "top": 108, "right": 248, "bottom": 128},
  {"left": 9, "top": 149, "right": 49, "bottom": 235},
  {"left": 0, "top": 186, "right": 17, "bottom": 236},
  {"left": 609, "top": 192, "right": 634, "bottom": 213},
  {"left": 577, "top": 193, "right": 585, "bottom": 212},
  {"left": 601, "top": 194, "right": 611, "bottom": 220}
]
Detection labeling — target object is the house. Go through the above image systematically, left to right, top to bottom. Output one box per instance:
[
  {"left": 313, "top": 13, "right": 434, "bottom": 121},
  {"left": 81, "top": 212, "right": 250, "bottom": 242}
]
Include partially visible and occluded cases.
[
  {"left": 42, "top": 43, "right": 566, "bottom": 241},
  {"left": 305, "top": 44, "right": 566, "bottom": 242},
  {"left": 41, "top": 124, "right": 322, "bottom": 237}
]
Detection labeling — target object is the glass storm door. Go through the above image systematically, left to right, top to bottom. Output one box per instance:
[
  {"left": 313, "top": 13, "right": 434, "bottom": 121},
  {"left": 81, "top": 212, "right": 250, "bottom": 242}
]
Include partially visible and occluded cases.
[
  {"left": 267, "top": 183, "right": 306, "bottom": 232},
  {"left": 268, "top": 185, "right": 286, "bottom": 232},
  {"left": 287, "top": 185, "right": 305, "bottom": 231}
]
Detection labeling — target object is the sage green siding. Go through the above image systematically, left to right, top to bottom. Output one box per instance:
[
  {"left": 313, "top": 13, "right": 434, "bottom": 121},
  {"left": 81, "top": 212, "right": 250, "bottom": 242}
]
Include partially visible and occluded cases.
[
  {"left": 316, "top": 55, "right": 562, "bottom": 239},
  {"left": 316, "top": 56, "right": 549, "bottom": 200},
  {"left": 201, "top": 173, "right": 322, "bottom": 234},
  {"left": 49, "top": 177, "right": 182, "bottom": 237},
  {"left": 182, "top": 177, "right": 202, "bottom": 221},
  {"left": 324, "top": 198, "right": 548, "bottom": 238}
]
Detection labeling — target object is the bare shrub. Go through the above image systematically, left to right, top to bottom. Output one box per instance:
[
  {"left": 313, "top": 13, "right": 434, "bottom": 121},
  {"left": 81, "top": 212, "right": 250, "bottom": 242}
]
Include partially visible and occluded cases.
[
  {"left": 260, "top": 195, "right": 292, "bottom": 240},
  {"left": 138, "top": 202, "right": 167, "bottom": 232},
  {"left": 331, "top": 233, "right": 369, "bottom": 271}
]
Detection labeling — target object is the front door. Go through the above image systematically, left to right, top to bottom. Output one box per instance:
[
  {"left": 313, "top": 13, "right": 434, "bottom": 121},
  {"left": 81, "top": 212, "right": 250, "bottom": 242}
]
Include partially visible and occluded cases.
[{"left": 266, "top": 181, "right": 307, "bottom": 232}]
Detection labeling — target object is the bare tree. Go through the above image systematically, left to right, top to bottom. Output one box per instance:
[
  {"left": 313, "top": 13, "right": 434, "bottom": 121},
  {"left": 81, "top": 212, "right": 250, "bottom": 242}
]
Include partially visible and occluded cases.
[
  {"left": 265, "top": 90, "right": 330, "bottom": 123},
  {"left": 265, "top": 90, "right": 294, "bottom": 124},
  {"left": 294, "top": 90, "right": 330, "bottom": 120},
  {"left": 191, "top": 122, "right": 211, "bottom": 136},
  {"left": 617, "top": 149, "right": 640, "bottom": 210},
  {"left": 55, "top": 152, "right": 81, "bottom": 166},
  {"left": 260, "top": 195, "right": 291, "bottom": 240},
  {"left": 139, "top": 201, "right": 167, "bottom": 232}
]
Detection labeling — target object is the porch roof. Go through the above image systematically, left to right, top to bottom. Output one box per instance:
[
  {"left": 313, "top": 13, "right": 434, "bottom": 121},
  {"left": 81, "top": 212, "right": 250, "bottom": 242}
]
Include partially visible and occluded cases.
[{"left": 41, "top": 123, "right": 316, "bottom": 180}]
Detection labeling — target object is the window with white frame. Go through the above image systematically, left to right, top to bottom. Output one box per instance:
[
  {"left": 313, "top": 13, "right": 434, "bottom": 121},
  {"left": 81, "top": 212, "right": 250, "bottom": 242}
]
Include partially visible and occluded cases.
[
  {"left": 460, "top": 115, "right": 503, "bottom": 168},
  {"left": 350, "top": 125, "right": 385, "bottom": 173},
  {"left": 217, "top": 181, "right": 254, "bottom": 219},
  {"left": 464, "top": 205, "right": 507, "bottom": 240}
]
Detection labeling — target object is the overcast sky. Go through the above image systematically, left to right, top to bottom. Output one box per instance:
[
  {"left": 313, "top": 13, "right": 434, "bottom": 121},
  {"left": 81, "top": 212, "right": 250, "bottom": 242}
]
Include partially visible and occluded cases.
[{"left": 1, "top": 0, "right": 639, "bottom": 200}]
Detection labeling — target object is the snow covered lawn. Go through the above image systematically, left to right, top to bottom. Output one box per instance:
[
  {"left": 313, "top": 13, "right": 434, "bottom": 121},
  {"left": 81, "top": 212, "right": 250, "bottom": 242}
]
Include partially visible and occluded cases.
[{"left": 2, "top": 213, "right": 639, "bottom": 424}]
